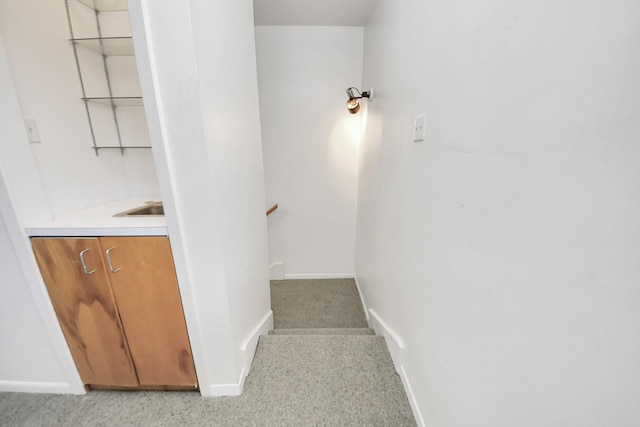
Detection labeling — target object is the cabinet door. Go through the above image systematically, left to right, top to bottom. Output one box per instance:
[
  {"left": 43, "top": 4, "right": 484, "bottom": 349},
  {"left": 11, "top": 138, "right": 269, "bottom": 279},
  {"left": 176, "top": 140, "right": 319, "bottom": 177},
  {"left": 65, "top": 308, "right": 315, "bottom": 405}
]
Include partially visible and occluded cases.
[
  {"left": 100, "top": 236, "right": 197, "bottom": 387},
  {"left": 32, "top": 238, "right": 139, "bottom": 387}
]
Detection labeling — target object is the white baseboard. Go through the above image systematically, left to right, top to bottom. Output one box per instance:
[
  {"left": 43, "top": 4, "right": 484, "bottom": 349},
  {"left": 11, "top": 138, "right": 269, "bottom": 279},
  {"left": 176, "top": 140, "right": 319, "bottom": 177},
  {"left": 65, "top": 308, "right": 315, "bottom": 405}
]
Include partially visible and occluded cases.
[
  {"left": 269, "top": 262, "right": 284, "bottom": 280},
  {"left": 283, "top": 273, "right": 354, "bottom": 280},
  {"left": 352, "top": 276, "right": 369, "bottom": 323},
  {"left": 368, "top": 309, "right": 425, "bottom": 427},
  {"left": 368, "top": 309, "right": 405, "bottom": 370},
  {"left": 203, "top": 310, "right": 273, "bottom": 397},
  {"left": 239, "top": 310, "right": 273, "bottom": 389},
  {"left": 398, "top": 365, "right": 426, "bottom": 427},
  {"left": 0, "top": 380, "right": 85, "bottom": 395},
  {"left": 206, "top": 381, "right": 242, "bottom": 397}
]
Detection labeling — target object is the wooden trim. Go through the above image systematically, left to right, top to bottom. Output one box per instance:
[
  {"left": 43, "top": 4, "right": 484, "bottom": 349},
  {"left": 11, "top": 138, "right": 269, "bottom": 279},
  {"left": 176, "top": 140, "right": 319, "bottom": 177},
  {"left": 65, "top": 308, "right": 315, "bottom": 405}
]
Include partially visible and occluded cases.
[{"left": 266, "top": 203, "right": 278, "bottom": 216}]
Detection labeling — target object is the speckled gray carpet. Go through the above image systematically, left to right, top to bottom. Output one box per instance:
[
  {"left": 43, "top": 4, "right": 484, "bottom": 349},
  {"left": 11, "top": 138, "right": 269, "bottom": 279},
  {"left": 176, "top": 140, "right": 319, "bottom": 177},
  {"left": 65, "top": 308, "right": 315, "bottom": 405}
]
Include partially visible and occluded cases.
[
  {"left": 270, "top": 278, "right": 369, "bottom": 329},
  {"left": 0, "top": 279, "right": 415, "bottom": 426}
]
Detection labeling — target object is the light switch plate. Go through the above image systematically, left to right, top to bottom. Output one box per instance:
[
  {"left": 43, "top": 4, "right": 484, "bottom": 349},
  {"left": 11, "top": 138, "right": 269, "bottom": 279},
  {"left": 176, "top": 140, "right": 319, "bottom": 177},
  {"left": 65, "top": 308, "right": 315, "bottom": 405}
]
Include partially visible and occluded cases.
[
  {"left": 413, "top": 113, "right": 427, "bottom": 142},
  {"left": 24, "top": 117, "right": 41, "bottom": 143}
]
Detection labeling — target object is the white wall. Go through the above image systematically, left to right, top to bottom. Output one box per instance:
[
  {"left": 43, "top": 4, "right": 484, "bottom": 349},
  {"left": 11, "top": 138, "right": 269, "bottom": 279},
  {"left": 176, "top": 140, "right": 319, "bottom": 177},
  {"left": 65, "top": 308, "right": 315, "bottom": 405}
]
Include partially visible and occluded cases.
[
  {"left": 0, "top": 0, "right": 159, "bottom": 217},
  {"left": 129, "top": 0, "right": 271, "bottom": 395},
  {"left": 190, "top": 0, "right": 272, "bottom": 384},
  {"left": 356, "top": 0, "right": 640, "bottom": 425},
  {"left": 255, "top": 26, "right": 363, "bottom": 278},
  {"left": 0, "top": 30, "right": 85, "bottom": 394},
  {"left": 0, "top": 32, "right": 50, "bottom": 227},
  {"left": 0, "top": 203, "right": 67, "bottom": 390}
]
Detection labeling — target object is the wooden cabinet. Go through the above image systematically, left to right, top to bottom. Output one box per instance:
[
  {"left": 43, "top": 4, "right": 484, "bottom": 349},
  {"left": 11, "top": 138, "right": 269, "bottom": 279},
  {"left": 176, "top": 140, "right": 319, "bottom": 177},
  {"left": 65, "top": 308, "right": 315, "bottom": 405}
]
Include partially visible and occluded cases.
[
  {"left": 32, "top": 236, "right": 197, "bottom": 389},
  {"left": 31, "top": 238, "right": 138, "bottom": 386}
]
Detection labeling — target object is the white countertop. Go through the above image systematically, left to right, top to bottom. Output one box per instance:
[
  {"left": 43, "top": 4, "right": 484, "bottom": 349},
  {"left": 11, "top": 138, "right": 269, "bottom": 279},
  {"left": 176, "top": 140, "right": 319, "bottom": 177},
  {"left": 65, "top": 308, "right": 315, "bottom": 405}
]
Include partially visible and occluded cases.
[{"left": 25, "top": 197, "right": 168, "bottom": 237}]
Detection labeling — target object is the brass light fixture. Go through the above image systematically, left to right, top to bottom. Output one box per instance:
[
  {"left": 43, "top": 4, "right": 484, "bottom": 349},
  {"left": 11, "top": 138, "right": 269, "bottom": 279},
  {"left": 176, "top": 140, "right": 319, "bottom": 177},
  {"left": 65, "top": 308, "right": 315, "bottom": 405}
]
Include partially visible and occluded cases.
[{"left": 346, "top": 87, "right": 371, "bottom": 114}]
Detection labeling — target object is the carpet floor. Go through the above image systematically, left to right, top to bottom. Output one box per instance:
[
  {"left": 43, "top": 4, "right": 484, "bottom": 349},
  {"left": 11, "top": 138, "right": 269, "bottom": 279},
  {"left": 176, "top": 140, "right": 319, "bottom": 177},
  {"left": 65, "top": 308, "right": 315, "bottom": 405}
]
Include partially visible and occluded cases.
[
  {"left": 0, "top": 278, "right": 415, "bottom": 426},
  {"left": 270, "top": 278, "right": 369, "bottom": 329}
]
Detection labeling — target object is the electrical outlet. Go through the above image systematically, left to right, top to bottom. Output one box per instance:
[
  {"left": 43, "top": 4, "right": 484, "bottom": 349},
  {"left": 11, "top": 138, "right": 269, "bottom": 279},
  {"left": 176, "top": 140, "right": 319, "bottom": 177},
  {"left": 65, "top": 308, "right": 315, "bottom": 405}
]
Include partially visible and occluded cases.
[
  {"left": 413, "top": 113, "right": 427, "bottom": 142},
  {"left": 24, "top": 117, "right": 41, "bottom": 143}
]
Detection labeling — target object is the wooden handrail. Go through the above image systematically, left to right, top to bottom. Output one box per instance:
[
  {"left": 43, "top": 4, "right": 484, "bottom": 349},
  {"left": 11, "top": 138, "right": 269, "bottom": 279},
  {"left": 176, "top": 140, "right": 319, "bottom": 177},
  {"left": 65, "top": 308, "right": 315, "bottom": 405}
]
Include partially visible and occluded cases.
[{"left": 266, "top": 204, "right": 278, "bottom": 216}]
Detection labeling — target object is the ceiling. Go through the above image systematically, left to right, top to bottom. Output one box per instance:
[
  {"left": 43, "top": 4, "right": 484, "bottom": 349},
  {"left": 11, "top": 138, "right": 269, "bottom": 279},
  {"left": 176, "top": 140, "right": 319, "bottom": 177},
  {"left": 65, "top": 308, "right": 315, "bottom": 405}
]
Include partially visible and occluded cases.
[{"left": 253, "top": 0, "right": 376, "bottom": 26}]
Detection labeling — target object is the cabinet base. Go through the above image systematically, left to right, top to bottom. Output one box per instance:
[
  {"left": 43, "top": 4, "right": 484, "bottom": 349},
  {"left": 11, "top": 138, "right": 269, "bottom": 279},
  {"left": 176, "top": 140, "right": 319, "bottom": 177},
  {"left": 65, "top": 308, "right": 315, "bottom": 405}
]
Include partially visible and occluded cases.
[{"left": 87, "top": 384, "right": 199, "bottom": 391}]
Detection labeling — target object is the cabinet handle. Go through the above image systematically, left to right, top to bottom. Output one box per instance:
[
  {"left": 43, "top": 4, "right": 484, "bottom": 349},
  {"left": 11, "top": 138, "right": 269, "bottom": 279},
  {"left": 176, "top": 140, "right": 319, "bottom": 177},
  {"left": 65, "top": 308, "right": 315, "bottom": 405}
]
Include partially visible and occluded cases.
[
  {"left": 105, "top": 247, "right": 121, "bottom": 273},
  {"left": 79, "top": 249, "right": 96, "bottom": 275}
]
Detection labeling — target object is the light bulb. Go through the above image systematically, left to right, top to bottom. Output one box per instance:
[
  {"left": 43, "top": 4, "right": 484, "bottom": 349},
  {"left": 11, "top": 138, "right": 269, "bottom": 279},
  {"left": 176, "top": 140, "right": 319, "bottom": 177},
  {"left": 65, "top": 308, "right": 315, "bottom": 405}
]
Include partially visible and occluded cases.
[{"left": 346, "top": 98, "right": 360, "bottom": 114}]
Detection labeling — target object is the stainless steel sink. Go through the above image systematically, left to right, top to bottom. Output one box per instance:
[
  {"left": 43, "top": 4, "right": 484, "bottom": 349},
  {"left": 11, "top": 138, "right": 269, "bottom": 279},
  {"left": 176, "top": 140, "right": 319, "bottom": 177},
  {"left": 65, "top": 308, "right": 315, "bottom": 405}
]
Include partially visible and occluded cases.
[{"left": 113, "top": 201, "right": 164, "bottom": 217}]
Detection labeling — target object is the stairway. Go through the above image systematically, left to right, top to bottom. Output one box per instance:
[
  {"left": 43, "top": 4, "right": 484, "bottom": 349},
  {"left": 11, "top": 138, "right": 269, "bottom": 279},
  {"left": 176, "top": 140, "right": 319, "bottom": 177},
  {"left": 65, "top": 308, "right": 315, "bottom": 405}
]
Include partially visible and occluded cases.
[
  {"left": 0, "top": 278, "right": 415, "bottom": 426},
  {"left": 250, "top": 278, "right": 416, "bottom": 425},
  {"left": 269, "top": 328, "right": 375, "bottom": 335}
]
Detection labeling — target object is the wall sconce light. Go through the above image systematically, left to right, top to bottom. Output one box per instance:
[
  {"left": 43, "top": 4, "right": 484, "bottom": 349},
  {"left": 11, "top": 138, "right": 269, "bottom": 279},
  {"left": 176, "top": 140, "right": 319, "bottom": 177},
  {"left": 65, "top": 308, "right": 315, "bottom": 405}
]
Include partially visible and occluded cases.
[{"left": 346, "top": 87, "right": 371, "bottom": 114}]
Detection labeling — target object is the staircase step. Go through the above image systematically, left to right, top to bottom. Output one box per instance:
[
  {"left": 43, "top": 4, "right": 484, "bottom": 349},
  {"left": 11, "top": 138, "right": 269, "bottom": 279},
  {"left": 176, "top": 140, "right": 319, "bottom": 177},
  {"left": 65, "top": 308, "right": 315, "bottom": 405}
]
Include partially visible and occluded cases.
[
  {"left": 270, "top": 279, "right": 369, "bottom": 329},
  {"left": 269, "top": 328, "right": 375, "bottom": 336},
  {"left": 245, "top": 334, "right": 415, "bottom": 425}
]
